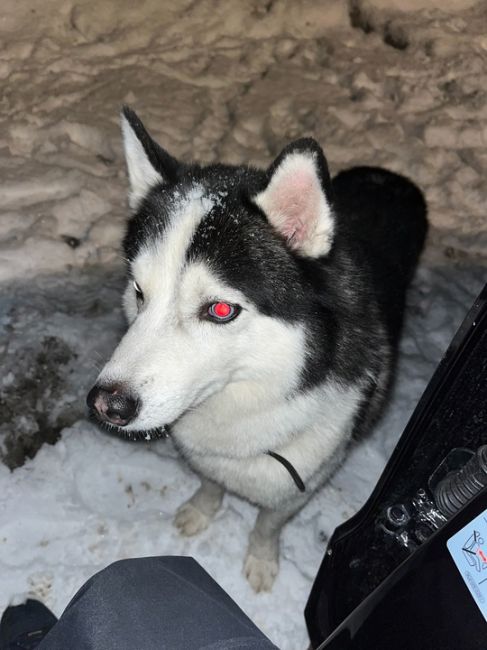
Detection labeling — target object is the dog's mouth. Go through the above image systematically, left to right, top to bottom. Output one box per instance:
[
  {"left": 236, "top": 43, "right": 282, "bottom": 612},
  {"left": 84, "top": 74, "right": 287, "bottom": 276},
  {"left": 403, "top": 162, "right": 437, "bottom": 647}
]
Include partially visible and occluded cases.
[{"left": 88, "top": 410, "right": 170, "bottom": 442}]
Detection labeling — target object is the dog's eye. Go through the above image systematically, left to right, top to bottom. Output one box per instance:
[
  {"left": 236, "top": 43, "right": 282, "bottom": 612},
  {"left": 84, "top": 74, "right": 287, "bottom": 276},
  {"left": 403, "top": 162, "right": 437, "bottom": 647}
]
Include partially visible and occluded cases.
[
  {"left": 133, "top": 280, "right": 144, "bottom": 303},
  {"left": 206, "top": 302, "right": 240, "bottom": 323}
]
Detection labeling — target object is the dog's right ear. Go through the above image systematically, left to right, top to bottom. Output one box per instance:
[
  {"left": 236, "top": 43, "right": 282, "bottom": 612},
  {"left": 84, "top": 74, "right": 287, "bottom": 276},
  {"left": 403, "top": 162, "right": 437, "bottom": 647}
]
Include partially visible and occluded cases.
[
  {"left": 120, "top": 106, "right": 180, "bottom": 209},
  {"left": 253, "top": 138, "right": 335, "bottom": 258}
]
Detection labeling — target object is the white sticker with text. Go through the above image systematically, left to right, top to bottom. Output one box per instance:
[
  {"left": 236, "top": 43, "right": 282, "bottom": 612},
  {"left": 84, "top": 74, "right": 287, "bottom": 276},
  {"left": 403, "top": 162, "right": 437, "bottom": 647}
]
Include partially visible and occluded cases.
[{"left": 447, "top": 507, "right": 487, "bottom": 623}]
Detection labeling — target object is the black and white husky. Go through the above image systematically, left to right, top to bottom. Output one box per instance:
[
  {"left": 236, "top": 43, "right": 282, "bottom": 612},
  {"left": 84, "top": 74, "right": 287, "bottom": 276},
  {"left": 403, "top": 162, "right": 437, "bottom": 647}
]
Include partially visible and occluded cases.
[{"left": 87, "top": 107, "right": 427, "bottom": 591}]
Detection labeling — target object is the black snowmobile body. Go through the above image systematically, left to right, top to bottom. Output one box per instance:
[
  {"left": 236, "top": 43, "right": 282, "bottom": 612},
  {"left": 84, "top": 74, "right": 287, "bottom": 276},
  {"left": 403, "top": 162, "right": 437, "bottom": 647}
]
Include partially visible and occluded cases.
[{"left": 306, "top": 283, "right": 487, "bottom": 649}]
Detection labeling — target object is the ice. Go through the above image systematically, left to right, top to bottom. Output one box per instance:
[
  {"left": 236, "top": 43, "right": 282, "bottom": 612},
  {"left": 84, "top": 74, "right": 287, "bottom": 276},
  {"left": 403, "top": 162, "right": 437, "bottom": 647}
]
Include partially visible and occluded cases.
[{"left": 1, "top": 1, "right": 486, "bottom": 648}]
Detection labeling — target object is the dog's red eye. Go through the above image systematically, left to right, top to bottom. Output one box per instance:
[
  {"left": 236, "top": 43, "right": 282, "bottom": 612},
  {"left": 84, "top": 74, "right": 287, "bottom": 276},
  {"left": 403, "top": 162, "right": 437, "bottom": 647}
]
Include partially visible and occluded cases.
[
  {"left": 207, "top": 302, "right": 239, "bottom": 323},
  {"left": 213, "top": 302, "right": 231, "bottom": 318}
]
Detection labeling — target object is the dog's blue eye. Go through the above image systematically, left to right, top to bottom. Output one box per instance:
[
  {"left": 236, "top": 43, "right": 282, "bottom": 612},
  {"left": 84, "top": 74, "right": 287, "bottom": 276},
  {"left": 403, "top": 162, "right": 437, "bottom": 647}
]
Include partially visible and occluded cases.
[
  {"left": 133, "top": 281, "right": 144, "bottom": 303},
  {"left": 207, "top": 302, "right": 240, "bottom": 323}
]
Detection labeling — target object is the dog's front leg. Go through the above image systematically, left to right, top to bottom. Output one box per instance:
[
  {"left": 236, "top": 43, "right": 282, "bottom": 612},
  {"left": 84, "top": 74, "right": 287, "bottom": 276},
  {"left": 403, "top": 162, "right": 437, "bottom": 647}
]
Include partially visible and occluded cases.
[
  {"left": 174, "top": 477, "right": 224, "bottom": 536},
  {"left": 244, "top": 506, "right": 296, "bottom": 593}
]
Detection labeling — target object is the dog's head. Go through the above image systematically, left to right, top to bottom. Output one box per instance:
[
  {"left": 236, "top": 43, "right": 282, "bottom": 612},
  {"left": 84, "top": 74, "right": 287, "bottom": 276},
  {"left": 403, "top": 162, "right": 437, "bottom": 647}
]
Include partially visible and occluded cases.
[{"left": 87, "top": 108, "right": 336, "bottom": 440}]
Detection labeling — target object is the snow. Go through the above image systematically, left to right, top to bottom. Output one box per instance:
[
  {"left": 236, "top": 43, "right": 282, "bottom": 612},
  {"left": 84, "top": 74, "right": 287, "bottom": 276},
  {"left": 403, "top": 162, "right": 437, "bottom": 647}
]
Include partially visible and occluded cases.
[{"left": 1, "top": 1, "right": 486, "bottom": 648}]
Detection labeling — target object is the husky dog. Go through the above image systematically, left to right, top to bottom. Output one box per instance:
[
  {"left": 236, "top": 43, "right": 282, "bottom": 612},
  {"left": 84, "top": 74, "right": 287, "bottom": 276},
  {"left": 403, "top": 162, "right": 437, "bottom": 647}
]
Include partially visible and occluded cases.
[{"left": 87, "top": 107, "right": 427, "bottom": 592}]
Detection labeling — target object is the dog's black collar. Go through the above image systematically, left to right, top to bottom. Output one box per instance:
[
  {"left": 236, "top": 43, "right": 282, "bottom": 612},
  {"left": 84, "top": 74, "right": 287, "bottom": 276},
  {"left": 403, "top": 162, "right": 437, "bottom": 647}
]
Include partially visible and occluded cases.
[
  {"left": 167, "top": 426, "right": 305, "bottom": 492},
  {"left": 266, "top": 451, "right": 306, "bottom": 492}
]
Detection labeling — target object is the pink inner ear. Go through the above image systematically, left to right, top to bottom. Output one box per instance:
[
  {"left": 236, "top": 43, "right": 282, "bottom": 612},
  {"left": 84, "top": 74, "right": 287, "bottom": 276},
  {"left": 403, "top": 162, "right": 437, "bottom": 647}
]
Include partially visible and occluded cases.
[{"left": 265, "top": 168, "right": 322, "bottom": 247}]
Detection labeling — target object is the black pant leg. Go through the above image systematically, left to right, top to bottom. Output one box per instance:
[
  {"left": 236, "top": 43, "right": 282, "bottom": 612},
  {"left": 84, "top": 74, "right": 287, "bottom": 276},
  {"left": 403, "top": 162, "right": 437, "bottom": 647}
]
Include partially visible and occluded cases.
[{"left": 38, "top": 556, "right": 278, "bottom": 650}]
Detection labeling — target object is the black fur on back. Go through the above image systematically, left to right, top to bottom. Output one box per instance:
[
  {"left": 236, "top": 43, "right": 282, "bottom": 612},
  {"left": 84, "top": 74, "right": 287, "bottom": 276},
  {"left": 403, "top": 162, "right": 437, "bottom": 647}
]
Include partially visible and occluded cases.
[{"left": 333, "top": 167, "right": 428, "bottom": 346}]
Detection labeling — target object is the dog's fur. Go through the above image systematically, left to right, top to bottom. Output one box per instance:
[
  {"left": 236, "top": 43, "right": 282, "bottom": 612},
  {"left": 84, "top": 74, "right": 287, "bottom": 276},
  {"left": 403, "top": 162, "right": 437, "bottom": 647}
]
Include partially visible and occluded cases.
[{"left": 88, "top": 107, "right": 427, "bottom": 591}]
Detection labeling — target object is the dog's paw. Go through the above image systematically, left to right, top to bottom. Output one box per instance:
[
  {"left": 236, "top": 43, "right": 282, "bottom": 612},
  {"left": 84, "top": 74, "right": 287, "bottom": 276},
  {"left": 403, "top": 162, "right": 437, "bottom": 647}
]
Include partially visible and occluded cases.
[
  {"left": 173, "top": 502, "right": 210, "bottom": 536},
  {"left": 244, "top": 553, "right": 278, "bottom": 593}
]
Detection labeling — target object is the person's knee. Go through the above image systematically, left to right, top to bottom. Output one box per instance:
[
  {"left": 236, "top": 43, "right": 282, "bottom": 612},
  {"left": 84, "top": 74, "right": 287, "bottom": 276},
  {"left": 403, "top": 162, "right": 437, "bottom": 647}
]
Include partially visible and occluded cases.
[
  {"left": 96, "top": 556, "right": 198, "bottom": 584},
  {"left": 61, "top": 557, "right": 203, "bottom": 620},
  {"left": 100, "top": 558, "right": 137, "bottom": 577}
]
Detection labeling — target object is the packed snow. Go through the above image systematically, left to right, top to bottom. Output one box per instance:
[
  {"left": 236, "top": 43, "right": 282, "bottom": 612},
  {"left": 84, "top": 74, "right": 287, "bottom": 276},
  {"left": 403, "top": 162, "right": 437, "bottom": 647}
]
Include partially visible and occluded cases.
[{"left": 1, "top": 1, "right": 486, "bottom": 648}]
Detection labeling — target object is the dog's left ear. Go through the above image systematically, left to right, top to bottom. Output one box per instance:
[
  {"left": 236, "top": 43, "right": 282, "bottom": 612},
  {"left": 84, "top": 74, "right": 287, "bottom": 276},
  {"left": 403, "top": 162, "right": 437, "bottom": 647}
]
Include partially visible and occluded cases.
[
  {"left": 120, "top": 106, "right": 180, "bottom": 209},
  {"left": 253, "top": 139, "right": 334, "bottom": 257}
]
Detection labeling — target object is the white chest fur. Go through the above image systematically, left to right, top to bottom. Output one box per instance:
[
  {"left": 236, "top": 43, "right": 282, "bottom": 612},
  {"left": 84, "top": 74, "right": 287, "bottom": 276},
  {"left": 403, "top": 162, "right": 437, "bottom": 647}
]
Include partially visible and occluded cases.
[{"left": 172, "top": 378, "right": 364, "bottom": 509}]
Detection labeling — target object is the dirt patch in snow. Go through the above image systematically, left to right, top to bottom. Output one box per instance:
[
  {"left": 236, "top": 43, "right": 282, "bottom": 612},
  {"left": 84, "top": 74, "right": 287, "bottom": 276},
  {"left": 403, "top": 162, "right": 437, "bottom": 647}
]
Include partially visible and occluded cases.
[{"left": 0, "top": 270, "right": 124, "bottom": 467}]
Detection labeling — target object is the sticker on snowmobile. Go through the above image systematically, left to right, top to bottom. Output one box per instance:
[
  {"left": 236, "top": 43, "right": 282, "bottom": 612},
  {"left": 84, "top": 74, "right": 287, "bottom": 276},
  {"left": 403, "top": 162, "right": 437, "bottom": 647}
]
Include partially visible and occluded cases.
[{"left": 447, "top": 508, "right": 487, "bottom": 623}]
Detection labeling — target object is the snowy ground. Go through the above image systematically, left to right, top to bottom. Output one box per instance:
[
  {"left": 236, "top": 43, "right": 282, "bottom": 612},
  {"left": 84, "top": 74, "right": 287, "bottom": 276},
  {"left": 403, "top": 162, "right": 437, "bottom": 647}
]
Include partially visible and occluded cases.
[{"left": 1, "top": 1, "right": 486, "bottom": 648}]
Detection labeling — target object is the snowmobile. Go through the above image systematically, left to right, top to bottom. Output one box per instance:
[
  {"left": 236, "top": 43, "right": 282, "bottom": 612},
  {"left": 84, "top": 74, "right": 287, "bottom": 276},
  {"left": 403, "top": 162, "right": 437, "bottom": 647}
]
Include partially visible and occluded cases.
[{"left": 305, "top": 282, "right": 487, "bottom": 649}]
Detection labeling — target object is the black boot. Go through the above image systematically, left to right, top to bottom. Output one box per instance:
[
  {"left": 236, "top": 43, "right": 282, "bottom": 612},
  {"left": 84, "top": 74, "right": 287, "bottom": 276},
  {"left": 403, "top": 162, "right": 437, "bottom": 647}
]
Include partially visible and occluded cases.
[{"left": 0, "top": 600, "right": 57, "bottom": 650}]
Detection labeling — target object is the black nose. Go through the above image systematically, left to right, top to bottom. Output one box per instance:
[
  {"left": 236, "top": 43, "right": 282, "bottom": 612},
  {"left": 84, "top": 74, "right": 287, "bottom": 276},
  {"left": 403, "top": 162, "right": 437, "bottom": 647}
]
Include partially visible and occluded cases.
[{"left": 87, "top": 384, "right": 140, "bottom": 427}]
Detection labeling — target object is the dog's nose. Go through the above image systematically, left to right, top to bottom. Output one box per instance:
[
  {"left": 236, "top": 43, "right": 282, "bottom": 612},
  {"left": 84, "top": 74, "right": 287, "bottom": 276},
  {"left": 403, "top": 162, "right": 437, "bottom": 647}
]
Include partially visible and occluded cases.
[{"left": 87, "top": 384, "right": 140, "bottom": 427}]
